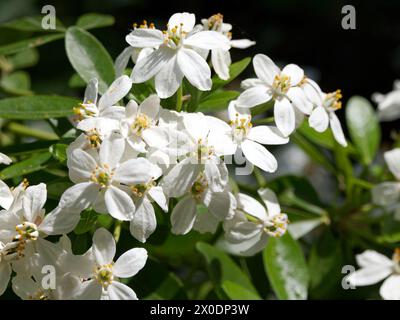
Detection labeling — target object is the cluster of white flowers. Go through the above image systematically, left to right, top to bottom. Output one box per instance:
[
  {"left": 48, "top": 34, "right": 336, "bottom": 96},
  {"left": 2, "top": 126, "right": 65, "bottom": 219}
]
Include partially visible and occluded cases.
[{"left": 0, "top": 12, "right": 352, "bottom": 299}]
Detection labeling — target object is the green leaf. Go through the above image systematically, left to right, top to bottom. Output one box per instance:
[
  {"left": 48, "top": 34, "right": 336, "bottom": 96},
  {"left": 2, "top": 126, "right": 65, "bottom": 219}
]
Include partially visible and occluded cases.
[
  {"left": 76, "top": 13, "right": 115, "bottom": 30},
  {"left": 0, "top": 16, "right": 65, "bottom": 32},
  {"left": 65, "top": 27, "right": 115, "bottom": 94},
  {"left": 0, "top": 33, "right": 65, "bottom": 56},
  {"left": 8, "top": 48, "right": 39, "bottom": 70},
  {"left": 210, "top": 57, "right": 251, "bottom": 92},
  {"left": 0, "top": 71, "right": 32, "bottom": 95},
  {"left": 68, "top": 73, "right": 86, "bottom": 88},
  {"left": 197, "top": 90, "right": 239, "bottom": 112},
  {"left": 0, "top": 95, "right": 78, "bottom": 119},
  {"left": 345, "top": 96, "right": 381, "bottom": 165},
  {"left": 291, "top": 132, "right": 336, "bottom": 174},
  {"left": 49, "top": 143, "right": 68, "bottom": 163},
  {"left": 0, "top": 152, "right": 52, "bottom": 180},
  {"left": 74, "top": 210, "right": 98, "bottom": 235},
  {"left": 377, "top": 214, "right": 400, "bottom": 243},
  {"left": 308, "top": 230, "right": 344, "bottom": 298},
  {"left": 263, "top": 232, "right": 309, "bottom": 300},
  {"left": 196, "top": 242, "right": 261, "bottom": 300}
]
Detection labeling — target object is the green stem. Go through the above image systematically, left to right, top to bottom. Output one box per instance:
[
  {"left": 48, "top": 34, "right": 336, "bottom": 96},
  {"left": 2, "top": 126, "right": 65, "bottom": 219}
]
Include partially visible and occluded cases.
[
  {"left": 176, "top": 85, "right": 183, "bottom": 112},
  {"left": 252, "top": 117, "right": 274, "bottom": 125},
  {"left": 7, "top": 122, "right": 58, "bottom": 140},
  {"left": 253, "top": 167, "right": 267, "bottom": 188},
  {"left": 351, "top": 178, "right": 374, "bottom": 190},
  {"left": 280, "top": 189, "right": 328, "bottom": 216}
]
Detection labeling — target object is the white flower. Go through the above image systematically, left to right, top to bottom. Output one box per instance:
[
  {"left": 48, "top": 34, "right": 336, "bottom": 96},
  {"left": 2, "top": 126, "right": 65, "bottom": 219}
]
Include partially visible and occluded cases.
[
  {"left": 126, "top": 12, "right": 230, "bottom": 98},
  {"left": 200, "top": 13, "right": 255, "bottom": 80},
  {"left": 115, "top": 46, "right": 154, "bottom": 78},
  {"left": 237, "top": 54, "right": 312, "bottom": 136},
  {"left": 74, "top": 76, "right": 132, "bottom": 134},
  {"left": 307, "top": 80, "right": 347, "bottom": 147},
  {"left": 372, "top": 80, "right": 400, "bottom": 121},
  {"left": 120, "top": 94, "right": 163, "bottom": 153},
  {"left": 228, "top": 101, "right": 289, "bottom": 172},
  {"left": 162, "top": 112, "right": 235, "bottom": 197},
  {"left": 58, "top": 133, "right": 155, "bottom": 223},
  {"left": 372, "top": 148, "right": 400, "bottom": 207},
  {"left": 0, "top": 153, "right": 12, "bottom": 165},
  {"left": 128, "top": 164, "right": 168, "bottom": 242},
  {"left": 170, "top": 172, "right": 236, "bottom": 235},
  {"left": 223, "top": 188, "right": 288, "bottom": 256},
  {"left": 71, "top": 228, "right": 147, "bottom": 300},
  {"left": 346, "top": 249, "right": 400, "bottom": 300}
]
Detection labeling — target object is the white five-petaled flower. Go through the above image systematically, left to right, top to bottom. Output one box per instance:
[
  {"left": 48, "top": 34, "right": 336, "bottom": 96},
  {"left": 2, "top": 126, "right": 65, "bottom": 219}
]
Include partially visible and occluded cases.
[
  {"left": 126, "top": 12, "right": 230, "bottom": 98},
  {"left": 200, "top": 13, "right": 255, "bottom": 80},
  {"left": 237, "top": 54, "right": 312, "bottom": 137},
  {"left": 74, "top": 76, "right": 132, "bottom": 134},
  {"left": 372, "top": 79, "right": 400, "bottom": 122},
  {"left": 306, "top": 80, "right": 347, "bottom": 147},
  {"left": 120, "top": 94, "right": 163, "bottom": 153},
  {"left": 228, "top": 101, "right": 289, "bottom": 173},
  {"left": 162, "top": 112, "right": 235, "bottom": 197},
  {"left": 58, "top": 133, "right": 155, "bottom": 222},
  {"left": 372, "top": 148, "right": 400, "bottom": 212},
  {"left": 170, "top": 171, "right": 236, "bottom": 235},
  {"left": 223, "top": 188, "right": 288, "bottom": 256},
  {"left": 71, "top": 228, "right": 148, "bottom": 300},
  {"left": 346, "top": 249, "right": 400, "bottom": 300}
]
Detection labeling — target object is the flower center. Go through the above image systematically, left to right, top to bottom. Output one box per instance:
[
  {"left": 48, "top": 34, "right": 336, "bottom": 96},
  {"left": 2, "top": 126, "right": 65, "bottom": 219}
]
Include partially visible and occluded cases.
[
  {"left": 206, "top": 13, "right": 224, "bottom": 31},
  {"left": 132, "top": 19, "right": 155, "bottom": 30},
  {"left": 163, "top": 23, "right": 187, "bottom": 48},
  {"left": 272, "top": 74, "right": 291, "bottom": 96},
  {"left": 324, "top": 90, "right": 342, "bottom": 111},
  {"left": 73, "top": 101, "right": 98, "bottom": 122},
  {"left": 131, "top": 113, "right": 150, "bottom": 136},
  {"left": 229, "top": 113, "right": 252, "bottom": 143},
  {"left": 86, "top": 129, "right": 102, "bottom": 148},
  {"left": 196, "top": 138, "right": 215, "bottom": 163},
  {"left": 91, "top": 165, "right": 113, "bottom": 188},
  {"left": 191, "top": 173, "right": 208, "bottom": 199},
  {"left": 130, "top": 181, "right": 156, "bottom": 198},
  {"left": 263, "top": 213, "right": 289, "bottom": 237},
  {"left": 15, "top": 222, "right": 39, "bottom": 242},
  {"left": 393, "top": 248, "right": 400, "bottom": 274},
  {"left": 94, "top": 264, "right": 114, "bottom": 288}
]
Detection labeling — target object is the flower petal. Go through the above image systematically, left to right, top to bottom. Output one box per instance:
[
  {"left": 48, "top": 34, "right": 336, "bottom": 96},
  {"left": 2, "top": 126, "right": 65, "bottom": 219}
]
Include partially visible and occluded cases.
[
  {"left": 168, "top": 12, "right": 195, "bottom": 33},
  {"left": 125, "top": 28, "right": 164, "bottom": 48},
  {"left": 184, "top": 31, "right": 230, "bottom": 51},
  {"left": 230, "top": 39, "right": 256, "bottom": 49},
  {"left": 131, "top": 47, "right": 174, "bottom": 83},
  {"left": 177, "top": 48, "right": 211, "bottom": 91},
  {"left": 211, "top": 49, "right": 231, "bottom": 81},
  {"left": 253, "top": 54, "right": 280, "bottom": 85},
  {"left": 155, "top": 55, "right": 183, "bottom": 98},
  {"left": 281, "top": 64, "right": 304, "bottom": 86},
  {"left": 98, "top": 75, "right": 132, "bottom": 111},
  {"left": 84, "top": 78, "right": 98, "bottom": 105},
  {"left": 236, "top": 86, "right": 272, "bottom": 108},
  {"left": 287, "top": 86, "right": 313, "bottom": 114},
  {"left": 274, "top": 98, "right": 296, "bottom": 137},
  {"left": 309, "top": 106, "right": 329, "bottom": 132},
  {"left": 329, "top": 112, "right": 347, "bottom": 147},
  {"left": 247, "top": 125, "right": 289, "bottom": 145},
  {"left": 99, "top": 133, "right": 125, "bottom": 168},
  {"left": 241, "top": 139, "right": 278, "bottom": 173},
  {"left": 384, "top": 148, "right": 400, "bottom": 180},
  {"left": 67, "top": 149, "right": 97, "bottom": 183},
  {"left": 114, "top": 158, "right": 154, "bottom": 185},
  {"left": 204, "top": 158, "right": 228, "bottom": 193},
  {"left": 0, "top": 180, "right": 13, "bottom": 210},
  {"left": 58, "top": 182, "right": 98, "bottom": 212},
  {"left": 23, "top": 183, "right": 46, "bottom": 222},
  {"left": 105, "top": 186, "right": 135, "bottom": 221},
  {"left": 147, "top": 186, "right": 168, "bottom": 212},
  {"left": 257, "top": 188, "right": 281, "bottom": 216},
  {"left": 237, "top": 192, "right": 267, "bottom": 221},
  {"left": 171, "top": 195, "right": 197, "bottom": 235},
  {"left": 129, "top": 198, "right": 156, "bottom": 243},
  {"left": 39, "top": 207, "right": 81, "bottom": 235},
  {"left": 92, "top": 227, "right": 116, "bottom": 265},
  {"left": 114, "top": 248, "right": 148, "bottom": 278},
  {"left": 356, "top": 250, "right": 393, "bottom": 268},
  {"left": 0, "top": 261, "right": 11, "bottom": 295},
  {"left": 347, "top": 265, "right": 392, "bottom": 287},
  {"left": 380, "top": 275, "right": 400, "bottom": 300},
  {"left": 107, "top": 281, "right": 137, "bottom": 300}
]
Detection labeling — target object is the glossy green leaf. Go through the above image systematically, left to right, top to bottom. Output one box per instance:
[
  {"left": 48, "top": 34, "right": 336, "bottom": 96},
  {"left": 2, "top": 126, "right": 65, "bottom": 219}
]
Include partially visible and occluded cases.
[
  {"left": 76, "top": 13, "right": 115, "bottom": 30},
  {"left": 0, "top": 15, "right": 65, "bottom": 32},
  {"left": 65, "top": 27, "right": 115, "bottom": 94},
  {"left": 0, "top": 33, "right": 65, "bottom": 56},
  {"left": 8, "top": 48, "right": 39, "bottom": 70},
  {"left": 210, "top": 57, "right": 251, "bottom": 91},
  {"left": 0, "top": 71, "right": 32, "bottom": 95},
  {"left": 68, "top": 73, "right": 86, "bottom": 88},
  {"left": 197, "top": 90, "right": 239, "bottom": 112},
  {"left": 0, "top": 95, "right": 78, "bottom": 119},
  {"left": 345, "top": 96, "right": 381, "bottom": 165},
  {"left": 49, "top": 143, "right": 68, "bottom": 163},
  {"left": 0, "top": 152, "right": 52, "bottom": 180},
  {"left": 74, "top": 209, "right": 98, "bottom": 235},
  {"left": 263, "top": 232, "right": 309, "bottom": 300},
  {"left": 197, "top": 242, "right": 261, "bottom": 300}
]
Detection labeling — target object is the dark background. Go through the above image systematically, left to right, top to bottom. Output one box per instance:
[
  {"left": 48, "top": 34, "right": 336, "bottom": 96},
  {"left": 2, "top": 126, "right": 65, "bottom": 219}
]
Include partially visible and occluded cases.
[{"left": 1, "top": 0, "right": 399, "bottom": 137}]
